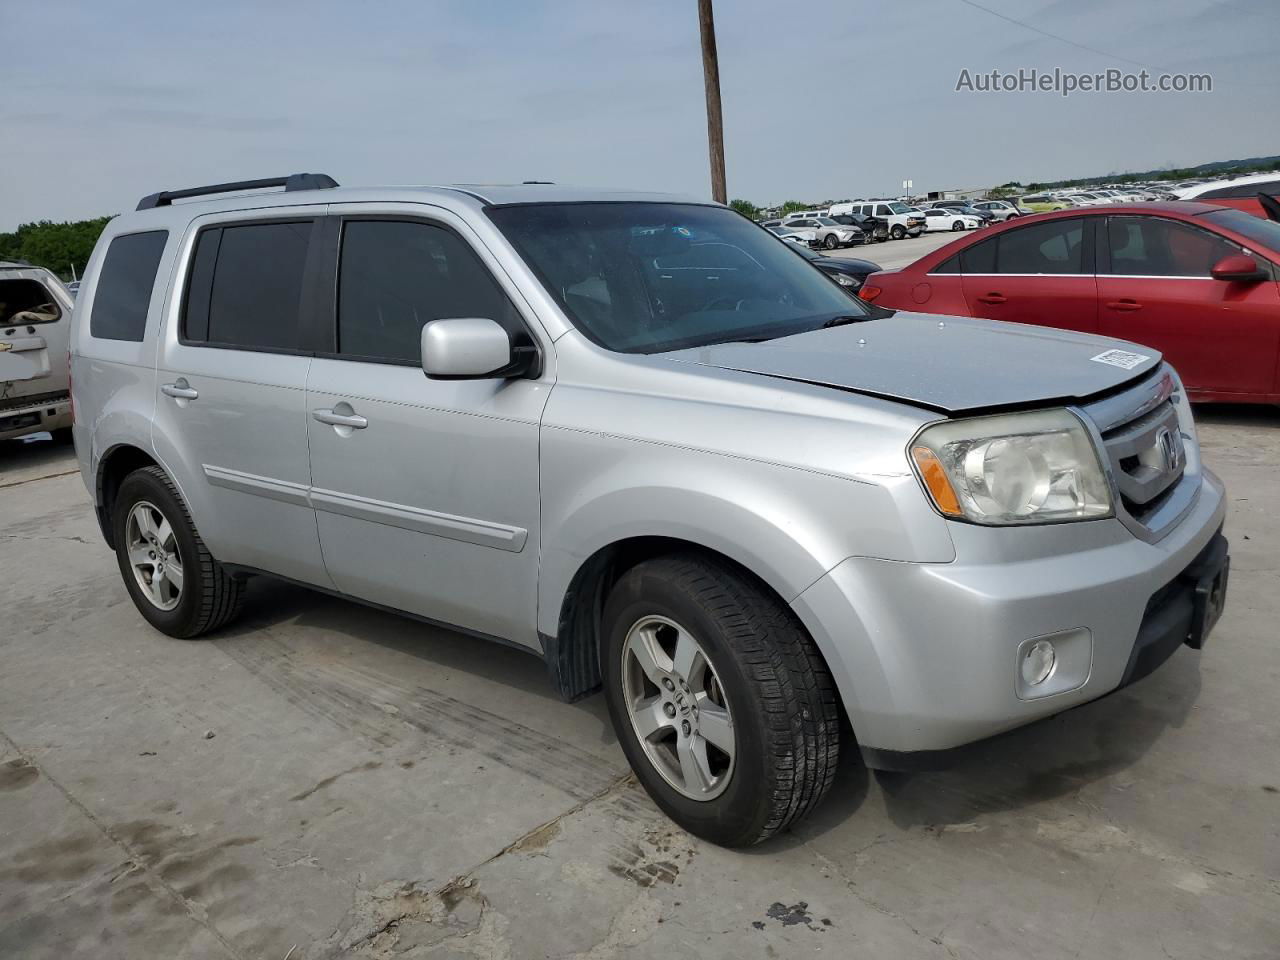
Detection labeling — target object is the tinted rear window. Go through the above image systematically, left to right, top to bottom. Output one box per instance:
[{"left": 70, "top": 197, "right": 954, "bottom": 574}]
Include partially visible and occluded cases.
[
  {"left": 183, "top": 221, "right": 312, "bottom": 351},
  {"left": 90, "top": 231, "right": 168, "bottom": 341}
]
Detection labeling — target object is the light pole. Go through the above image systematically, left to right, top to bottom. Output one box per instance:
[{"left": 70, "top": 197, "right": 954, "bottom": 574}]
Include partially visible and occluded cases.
[{"left": 698, "top": 0, "right": 727, "bottom": 204}]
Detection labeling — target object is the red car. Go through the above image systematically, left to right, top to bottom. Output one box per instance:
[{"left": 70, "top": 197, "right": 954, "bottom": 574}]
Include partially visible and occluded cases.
[{"left": 860, "top": 202, "right": 1280, "bottom": 403}]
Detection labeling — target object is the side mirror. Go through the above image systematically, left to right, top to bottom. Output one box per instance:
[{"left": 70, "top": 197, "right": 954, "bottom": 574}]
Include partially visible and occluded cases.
[
  {"left": 1210, "top": 254, "right": 1267, "bottom": 283},
  {"left": 420, "top": 317, "right": 535, "bottom": 380}
]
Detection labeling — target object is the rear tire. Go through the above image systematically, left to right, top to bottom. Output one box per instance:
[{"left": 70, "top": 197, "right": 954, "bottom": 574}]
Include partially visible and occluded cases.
[
  {"left": 112, "top": 466, "right": 244, "bottom": 639},
  {"left": 602, "top": 554, "right": 840, "bottom": 847}
]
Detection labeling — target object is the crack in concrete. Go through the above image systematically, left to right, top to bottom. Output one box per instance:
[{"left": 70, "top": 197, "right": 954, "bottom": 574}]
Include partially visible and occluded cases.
[
  {"left": 0, "top": 468, "right": 80, "bottom": 490},
  {"left": 0, "top": 726, "right": 249, "bottom": 960},
  {"left": 326, "top": 772, "right": 634, "bottom": 957},
  {"left": 804, "top": 840, "right": 954, "bottom": 957}
]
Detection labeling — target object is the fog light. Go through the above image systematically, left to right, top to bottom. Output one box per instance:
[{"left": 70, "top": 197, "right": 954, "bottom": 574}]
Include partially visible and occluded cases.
[{"left": 1021, "top": 640, "right": 1056, "bottom": 686}]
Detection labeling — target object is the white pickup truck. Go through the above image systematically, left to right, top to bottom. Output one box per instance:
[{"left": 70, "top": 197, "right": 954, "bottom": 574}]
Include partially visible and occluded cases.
[{"left": 1, "top": 259, "right": 74, "bottom": 443}]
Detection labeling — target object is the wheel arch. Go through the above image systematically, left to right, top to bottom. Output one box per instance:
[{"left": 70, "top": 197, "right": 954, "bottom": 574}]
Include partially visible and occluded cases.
[
  {"left": 94, "top": 443, "right": 162, "bottom": 549},
  {"left": 541, "top": 534, "right": 830, "bottom": 706}
]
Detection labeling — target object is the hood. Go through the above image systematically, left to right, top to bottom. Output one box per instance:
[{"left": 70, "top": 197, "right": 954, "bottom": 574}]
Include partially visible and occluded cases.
[{"left": 660, "top": 312, "right": 1162, "bottom": 415}]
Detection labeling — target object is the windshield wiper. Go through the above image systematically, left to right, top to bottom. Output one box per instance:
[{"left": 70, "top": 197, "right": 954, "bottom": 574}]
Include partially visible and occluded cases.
[{"left": 821, "top": 314, "right": 872, "bottom": 328}]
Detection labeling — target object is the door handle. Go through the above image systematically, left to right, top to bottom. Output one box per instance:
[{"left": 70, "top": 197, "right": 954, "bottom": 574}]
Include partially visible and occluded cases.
[
  {"left": 976, "top": 293, "right": 1007, "bottom": 304},
  {"left": 1105, "top": 299, "right": 1143, "bottom": 312},
  {"left": 161, "top": 380, "right": 199, "bottom": 400},
  {"left": 312, "top": 408, "right": 368, "bottom": 429}
]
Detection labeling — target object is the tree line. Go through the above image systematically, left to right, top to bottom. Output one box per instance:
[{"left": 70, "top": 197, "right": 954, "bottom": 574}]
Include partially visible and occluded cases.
[{"left": 0, "top": 217, "right": 113, "bottom": 281}]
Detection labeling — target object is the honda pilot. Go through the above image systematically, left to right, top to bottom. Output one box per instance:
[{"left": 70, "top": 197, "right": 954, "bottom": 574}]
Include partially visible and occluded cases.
[{"left": 72, "top": 175, "right": 1229, "bottom": 846}]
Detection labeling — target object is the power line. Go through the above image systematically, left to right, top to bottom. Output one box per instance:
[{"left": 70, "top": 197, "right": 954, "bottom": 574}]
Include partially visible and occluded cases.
[{"left": 956, "top": 0, "right": 1160, "bottom": 72}]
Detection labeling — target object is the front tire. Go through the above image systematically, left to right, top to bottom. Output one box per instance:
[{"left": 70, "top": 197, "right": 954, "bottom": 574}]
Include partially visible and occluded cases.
[
  {"left": 952, "top": 220, "right": 965, "bottom": 231},
  {"left": 890, "top": 224, "right": 906, "bottom": 240},
  {"left": 824, "top": 234, "right": 839, "bottom": 250},
  {"left": 112, "top": 466, "right": 244, "bottom": 638},
  {"left": 602, "top": 554, "right": 840, "bottom": 847}
]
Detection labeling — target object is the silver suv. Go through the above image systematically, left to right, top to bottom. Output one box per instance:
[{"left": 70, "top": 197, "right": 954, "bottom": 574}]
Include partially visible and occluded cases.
[
  {"left": 73, "top": 175, "right": 1230, "bottom": 847},
  {"left": 2, "top": 259, "right": 74, "bottom": 442}
]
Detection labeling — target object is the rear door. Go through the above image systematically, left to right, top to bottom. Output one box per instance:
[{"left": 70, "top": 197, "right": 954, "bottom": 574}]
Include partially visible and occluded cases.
[
  {"left": 304, "top": 207, "right": 550, "bottom": 646},
  {"left": 151, "top": 212, "right": 331, "bottom": 587},
  {"left": 1096, "top": 214, "right": 1280, "bottom": 398},
  {"left": 960, "top": 217, "right": 1099, "bottom": 333},
  {"left": 0, "top": 268, "right": 73, "bottom": 408}
]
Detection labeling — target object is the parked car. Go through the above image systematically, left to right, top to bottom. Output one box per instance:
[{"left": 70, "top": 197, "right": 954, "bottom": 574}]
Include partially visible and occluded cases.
[
  {"left": 1177, "top": 173, "right": 1280, "bottom": 219},
  {"left": 73, "top": 175, "right": 1229, "bottom": 847},
  {"left": 1061, "top": 192, "right": 1112, "bottom": 207},
  {"left": 1019, "top": 194, "right": 1072, "bottom": 212},
  {"left": 970, "top": 199, "right": 1026, "bottom": 221},
  {"left": 830, "top": 201, "right": 923, "bottom": 240},
  {"left": 929, "top": 201, "right": 996, "bottom": 225},
  {"left": 859, "top": 202, "right": 1280, "bottom": 402},
  {"left": 922, "top": 208, "right": 980, "bottom": 232},
  {"left": 781, "top": 210, "right": 826, "bottom": 223},
  {"left": 830, "top": 213, "right": 887, "bottom": 243},
  {"left": 780, "top": 217, "right": 862, "bottom": 249},
  {"left": 767, "top": 224, "right": 818, "bottom": 246},
  {"left": 788, "top": 243, "right": 882, "bottom": 292},
  {"left": 1, "top": 258, "right": 75, "bottom": 443}
]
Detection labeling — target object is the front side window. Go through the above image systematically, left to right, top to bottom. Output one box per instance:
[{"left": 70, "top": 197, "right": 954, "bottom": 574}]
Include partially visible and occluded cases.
[
  {"left": 488, "top": 202, "right": 863, "bottom": 354},
  {"left": 1202, "top": 208, "right": 1280, "bottom": 260},
  {"left": 1104, "top": 216, "right": 1238, "bottom": 277},
  {"left": 995, "top": 218, "right": 1085, "bottom": 274},
  {"left": 337, "top": 219, "right": 522, "bottom": 363},
  {"left": 184, "top": 220, "right": 312, "bottom": 350},
  {"left": 90, "top": 230, "right": 168, "bottom": 341},
  {"left": 0, "top": 278, "right": 62, "bottom": 326}
]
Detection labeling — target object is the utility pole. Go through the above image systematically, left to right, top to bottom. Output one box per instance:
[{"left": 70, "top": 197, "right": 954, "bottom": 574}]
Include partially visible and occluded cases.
[{"left": 697, "top": 0, "right": 727, "bottom": 204}]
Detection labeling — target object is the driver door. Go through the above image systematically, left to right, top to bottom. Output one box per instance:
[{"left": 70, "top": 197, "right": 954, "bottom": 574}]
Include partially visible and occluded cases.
[{"left": 304, "top": 207, "right": 553, "bottom": 646}]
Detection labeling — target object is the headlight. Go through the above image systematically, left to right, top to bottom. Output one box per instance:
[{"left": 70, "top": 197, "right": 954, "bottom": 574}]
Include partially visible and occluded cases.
[
  {"left": 832, "top": 273, "right": 858, "bottom": 287},
  {"left": 910, "top": 409, "right": 1112, "bottom": 525}
]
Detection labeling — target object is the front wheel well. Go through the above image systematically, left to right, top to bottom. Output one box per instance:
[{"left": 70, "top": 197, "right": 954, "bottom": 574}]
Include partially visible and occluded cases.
[
  {"left": 95, "top": 444, "right": 160, "bottom": 549},
  {"left": 544, "top": 537, "right": 824, "bottom": 705}
]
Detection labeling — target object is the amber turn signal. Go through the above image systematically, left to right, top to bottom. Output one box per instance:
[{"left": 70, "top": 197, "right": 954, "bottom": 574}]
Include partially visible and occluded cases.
[{"left": 910, "top": 445, "right": 963, "bottom": 517}]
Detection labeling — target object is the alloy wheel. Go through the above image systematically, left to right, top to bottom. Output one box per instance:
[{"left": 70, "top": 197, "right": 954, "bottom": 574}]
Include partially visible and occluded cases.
[
  {"left": 125, "top": 500, "right": 184, "bottom": 611},
  {"left": 621, "top": 615, "right": 735, "bottom": 801}
]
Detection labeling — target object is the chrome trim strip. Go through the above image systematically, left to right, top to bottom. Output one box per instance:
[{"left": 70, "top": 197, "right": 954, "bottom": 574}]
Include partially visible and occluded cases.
[
  {"left": 202, "top": 464, "right": 312, "bottom": 508},
  {"left": 204, "top": 465, "right": 528, "bottom": 552},
  {"left": 308, "top": 486, "right": 528, "bottom": 553}
]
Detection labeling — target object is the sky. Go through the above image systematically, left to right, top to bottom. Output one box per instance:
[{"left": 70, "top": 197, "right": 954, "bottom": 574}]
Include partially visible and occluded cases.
[{"left": 1, "top": 0, "right": 1277, "bottom": 229}]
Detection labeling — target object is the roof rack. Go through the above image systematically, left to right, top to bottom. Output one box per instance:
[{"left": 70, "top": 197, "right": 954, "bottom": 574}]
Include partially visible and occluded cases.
[{"left": 136, "top": 173, "right": 339, "bottom": 211}]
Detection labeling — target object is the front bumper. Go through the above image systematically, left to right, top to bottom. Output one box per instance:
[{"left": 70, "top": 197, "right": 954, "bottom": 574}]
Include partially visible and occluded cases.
[{"left": 791, "top": 469, "right": 1227, "bottom": 764}]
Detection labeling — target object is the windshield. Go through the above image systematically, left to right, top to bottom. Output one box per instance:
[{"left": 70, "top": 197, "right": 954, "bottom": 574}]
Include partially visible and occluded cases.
[
  {"left": 887, "top": 202, "right": 911, "bottom": 214},
  {"left": 488, "top": 203, "right": 867, "bottom": 353},
  {"left": 1203, "top": 209, "right": 1280, "bottom": 258},
  {"left": 816, "top": 217, "right": 837, "bottom": 225}
]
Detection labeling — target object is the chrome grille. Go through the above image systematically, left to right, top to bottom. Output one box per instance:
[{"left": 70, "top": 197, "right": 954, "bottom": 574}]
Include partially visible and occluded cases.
[
  {"left": 1080, "top": 365, "right": 1199, "bottom": 542},
  {"left": 1101, "top": 399, "right": 1184, "bottom": 522}
]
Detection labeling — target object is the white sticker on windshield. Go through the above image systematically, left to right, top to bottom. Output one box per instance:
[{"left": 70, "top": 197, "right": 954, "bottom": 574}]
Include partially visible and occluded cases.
[{"left": 1091, "top": 349, "right": 1150, "bottom": 370}]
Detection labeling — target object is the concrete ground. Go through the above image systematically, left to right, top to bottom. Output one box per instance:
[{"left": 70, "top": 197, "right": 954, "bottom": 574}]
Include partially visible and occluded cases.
[
  {"left": 823, "top": 229, "right": 963, "bottom": 270},
  {"left": 2, "top": 406, "right": 1278, "bottom": 960}
]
